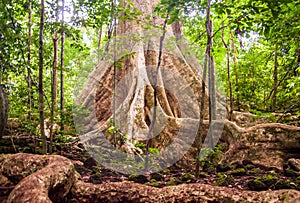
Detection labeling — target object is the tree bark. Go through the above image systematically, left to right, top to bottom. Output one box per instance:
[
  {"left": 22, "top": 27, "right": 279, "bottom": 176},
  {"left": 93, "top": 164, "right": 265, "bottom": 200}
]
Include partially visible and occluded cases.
[
  {"left": 27, "top": 0, "right": 32, "bottom": 119},
  {"left": 39, "top": 0, "right": 47, "bottom": 154},
  {"left": 50, "top": 0, "right": 59, "bottom": 153},
  {"left": 60, "top": 0, "right": 65, "bottom": 135},
  {"left": 73, "top": 0, "right": 222, "bottom": 174},
  {"left": 206, "top": 0, "right": 216, "bottom": 148},
  {"left": 221, "top": 22, "right": 233, "bottom": 121},
  {"left": 97, "top": 26, "right": 103, "bottom": 64},
  {"left": 230, "top": 30, "right": 239, "bottom": 111},
  {"left": 271, "top": 46, "right": 278, "bottom": 112},
  {"left": 0, "top": 82, "right": 8, "bottom": 139},
  {"left": 3, "top": 153, "right": 300, "bottom": 203}
]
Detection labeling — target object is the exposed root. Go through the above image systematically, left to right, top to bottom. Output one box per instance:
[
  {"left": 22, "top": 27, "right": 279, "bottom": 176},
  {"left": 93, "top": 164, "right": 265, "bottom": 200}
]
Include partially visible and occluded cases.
[
  {"left": 224, "top": 119, "right": 300, "bottom": 133},
  {"left": 1, "top": 153, "right": 300, "bottom": 203},
  {"left": 1, "top": 154, "right": 78, "bottom": 203}
]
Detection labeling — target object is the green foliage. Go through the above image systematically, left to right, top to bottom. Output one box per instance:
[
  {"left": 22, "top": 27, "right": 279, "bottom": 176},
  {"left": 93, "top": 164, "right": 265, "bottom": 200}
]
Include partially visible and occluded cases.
[
  {"left": 183, "top": 0, "right": 300, "bottom": 113},
  {"left": 105, "top": 123, "right": 128, "bottom": 146},
  {"left": 134, "top": 141, "right": 159, "bottom": 154},
  {"left": 228, "top": 168, "right": 247, "bottom": 176},
  {"left": 214, "top": 172, "right": 234, "bottom": 186},
  {"left": 149, "top": 179, "right": 160, "bottom": 187}
]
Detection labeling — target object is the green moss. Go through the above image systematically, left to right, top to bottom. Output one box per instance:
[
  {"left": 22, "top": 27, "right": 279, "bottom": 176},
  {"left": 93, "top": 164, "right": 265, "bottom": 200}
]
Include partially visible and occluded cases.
[
  {"left": 245, "top": 164, "right": 256, "bottom": 170},
  {"left": 248, "top": 167, "right": 263, "bottom": 175},
  {"left": 228, "top": 168, "right": 247, "bottom": 176},
  {"left": 284, "top": 168, "right": 300, "bottom": 177},
  {"left": 163, "top": 169, "right": 170, "bottom": 174},
  {"left": 150, "top": 172, "right": 164, "bottom": 181},
  {"left": 198, "top": 172, "right": 208, "bottom": 178},
  {"left": 181, "top": 173, "right": 194, "bottom": 182},
  {"left": 214, "top": 173, "right": 234, "bottom": 186},
  {"left": 128, "top": 174, "right": 148, "bottom": 184},
  {"left": 248, "top": 174, "right": 278, "bottom": 190},
  {"left": 260, "top": 174, "right": 278, "bottom": 187},
  {"left": 166, "top": 177, "right": 180, "bottom": 186},
  {"left": 150, "top": 179, "right": 160, "bottom": 187},
  {"left": 248, "top": 179, "right": 267, "bottom": 191},
  {"left": 274, "top": 180, "right": 296, "bottom": 190}
]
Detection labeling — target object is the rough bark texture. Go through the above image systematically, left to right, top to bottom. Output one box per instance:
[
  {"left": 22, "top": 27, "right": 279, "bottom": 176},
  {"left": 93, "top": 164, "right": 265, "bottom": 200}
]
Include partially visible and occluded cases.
[
  {"left": 73, "top": 0, "right": 223, "bottom": 161},
  {"left": 219, "top": 112, "right": 300, "bottom": 169},
  {"left": 1, "top": 153, "right": 300, "bottom": 203},
  {"left": 1, "top": 154, "right": 77, "bottom": 203},
  {"left": 69, "top": 181, "right": 300, "bottom": 203}
]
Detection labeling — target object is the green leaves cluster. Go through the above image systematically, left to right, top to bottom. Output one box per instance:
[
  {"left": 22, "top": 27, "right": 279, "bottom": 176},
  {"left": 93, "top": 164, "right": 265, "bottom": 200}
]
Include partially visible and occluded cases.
[{"left": 182, "top": 0, "right": 300, "bottom": 112}]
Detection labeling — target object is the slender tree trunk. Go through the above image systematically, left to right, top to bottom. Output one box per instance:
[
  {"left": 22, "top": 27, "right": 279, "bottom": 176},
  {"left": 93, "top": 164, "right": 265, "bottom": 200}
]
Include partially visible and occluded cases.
[
  {"left": 27, "top": 0, "right": 32, "bottom": 120},
  {"left": 39, "top": 0, "right": 47, "bottom": 154},
  {"left": 50, "top": 0, "right": 59, "bottom": 153},
  {"left": 60, "top": 0, "right": 65, "bottom": 135},
  {"left": 206, "top": 0, "right": 216, "bottom": 148},
  {"left": 221, "top": 23, "right": 233, "bottom": 120},
  {"left": 98, "top": 26, "right": 103, "bottom": 64},
  {"left": 230, "top": 30, "right": 239, "bottom": 110},
  {"left": 272, "top": 46, "right": 278, "bottom": 112},
  {"left": 195, "top": 49, "right": 208, "bottom": 177},
  {"left": 208, "top": 53, "right": 216, "bottom": 148},
  {"left": 0, "top": 71, "right": 8, "bottom": 139}
]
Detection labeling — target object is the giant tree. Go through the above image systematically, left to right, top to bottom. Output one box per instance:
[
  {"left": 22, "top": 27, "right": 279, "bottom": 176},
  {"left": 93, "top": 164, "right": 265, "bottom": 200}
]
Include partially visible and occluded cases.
[{"left": 74, "top": 0, "right": 226, "bottom": 174}]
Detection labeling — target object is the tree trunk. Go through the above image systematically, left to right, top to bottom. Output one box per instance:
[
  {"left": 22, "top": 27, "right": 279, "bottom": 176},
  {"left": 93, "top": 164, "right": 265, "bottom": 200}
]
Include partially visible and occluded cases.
[
  {"left": 27, "top": 0, "right": 32, "bottom": 119},
  {"left": 39, "top": 0, "right": 47, "bottom": 154},
  {"left": 50, "top": 0, "right": 59, "bottom": 153},
  {"left": 60, "top": 0, "right": 65, "bottom": 135},
  {"left": 74, "top": 0, "right": 225, "bottom": 174},
  {"left": 221, "top": 23, "right": 233, "bottom": 120},
  {"left": 97, "top": 26, "right": 103, "bottom": 64},
  {"left": 230, "top": 30, "right": 239, "bottom": 111},
  {"left": 195, "top": 42, "right": 208, "bottom": 178},
  {"left": 271, "top": 46, "right": 278, "bottom": 112},
  {"left": 0, "top": 72, "right": 8, "bottom": 139}
]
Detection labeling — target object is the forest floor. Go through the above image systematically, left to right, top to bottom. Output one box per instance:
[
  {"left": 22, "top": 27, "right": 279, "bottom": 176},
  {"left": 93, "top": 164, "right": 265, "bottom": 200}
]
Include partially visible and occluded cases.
[{"left": 0, "top": 111, "right": 300, "bottom": 202}]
